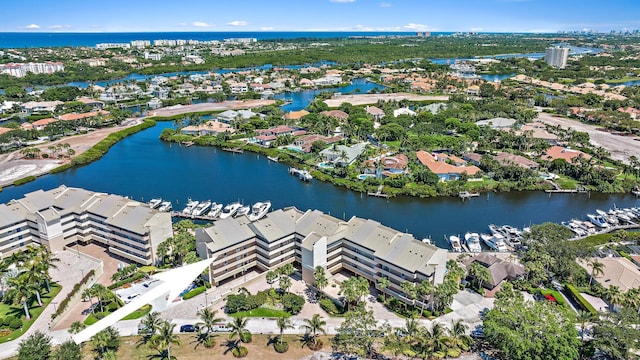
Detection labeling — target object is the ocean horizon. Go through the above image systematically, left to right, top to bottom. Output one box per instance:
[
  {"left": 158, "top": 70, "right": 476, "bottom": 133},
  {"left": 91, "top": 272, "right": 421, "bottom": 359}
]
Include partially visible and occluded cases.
[{"left": 0, "top": 31, "right": 445, "bottom": 48}]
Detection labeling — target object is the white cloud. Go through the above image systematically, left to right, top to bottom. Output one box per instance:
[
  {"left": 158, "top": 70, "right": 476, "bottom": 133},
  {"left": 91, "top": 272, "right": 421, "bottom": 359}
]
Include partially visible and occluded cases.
[
  {"left": 330, "top": 0, "right": 355, "bottom": 2},
  {"left": 380, "top": 2, "right": 392, "bottom": 7},
  {"left": 227, "top": 20, "right": 248, "bottom": 26},
  {"left": 191, "top": 21, "right": 213, "bottom": 28},
  {"left": 402, "top": 23, "right": 428, "bottom": 30},
  {"left": 24, "top": 24, "right": 40, "bottom": 29},
  {"left": 48, "top": 25, "right": 70, "bottom": 30},
  {"left": 261, "top": 26, "right": 274, "bottom": 31},
  {"left": 470, "top": 27, "right": 484, "bottom": 32}
]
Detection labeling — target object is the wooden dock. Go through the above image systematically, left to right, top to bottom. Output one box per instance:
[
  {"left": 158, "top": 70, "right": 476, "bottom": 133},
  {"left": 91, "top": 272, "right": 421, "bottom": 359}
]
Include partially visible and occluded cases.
[
  {"left": 222, "top": 147, "right": 244, "bottom": 154},
  {"left": 367, "top": 185, "right": 389, "bottom": 198},
  {"left": 458, "top": 191, "right": 480, "bottom": 200}
]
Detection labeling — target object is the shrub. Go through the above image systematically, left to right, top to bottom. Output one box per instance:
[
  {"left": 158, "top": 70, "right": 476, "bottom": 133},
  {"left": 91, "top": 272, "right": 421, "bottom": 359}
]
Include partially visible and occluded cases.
[
  {"left": 13, "top": 176, "right": 36, "bottom": 186},
  {"left": 52, "top": 270, "right": 95, "bottom": 319},
  {"left": 107, "top": 272, "right": 145, "bottom": 290},
  {"left": 566, "top": 284, "right": 598, "bottom": 315},
  {"left": 183, "top": 286, "right": 206, "bottom": 300},
  {"left": 537, "top": 289, "right": 567, "bottom": 307},
  {"left": 282, "top": 293, "right": 304, "bottom": 314},
  {"left": 226, "top": 294, "right": 248, "bottom": 314},
  {"left": 319, "top": 298, "right": 343, "bottom": 316},
  {"left": 4, "top": 315, "right": 15, "bottom": 327},
  {"left": 9, "top": 319, "right": 22, "bottom": 330},
  {"left": 240, "top": 332, "right": 252, "bottom": 343},
  {"left": 204, "top": 337, "right": 216, "bottom": 348},
  {"left": 274, "top": 340, "right": 289, "bottom": 353},
  {"left": 232, "top": 346, "right": 248, "bottom": 358}
]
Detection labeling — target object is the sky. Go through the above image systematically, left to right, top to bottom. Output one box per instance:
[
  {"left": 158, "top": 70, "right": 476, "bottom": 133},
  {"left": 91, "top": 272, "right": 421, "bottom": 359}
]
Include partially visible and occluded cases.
[{"left": 2, "top": 0, "right": 639, "bottom": 33}]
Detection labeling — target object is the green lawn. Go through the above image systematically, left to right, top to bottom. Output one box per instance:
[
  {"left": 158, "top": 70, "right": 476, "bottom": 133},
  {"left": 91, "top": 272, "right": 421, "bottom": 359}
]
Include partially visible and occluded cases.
[
  {"left": 556, "top": 176, "right": 578, "bottom": 190},
  {"left": 0, "top": 283, "right": 62, "bottom": 344},
  {"left": 122, "top": 304, "right": 152, "bottom": 320},
  {"left": 230, "top": 307, "right": 291, "bottom": 318}
]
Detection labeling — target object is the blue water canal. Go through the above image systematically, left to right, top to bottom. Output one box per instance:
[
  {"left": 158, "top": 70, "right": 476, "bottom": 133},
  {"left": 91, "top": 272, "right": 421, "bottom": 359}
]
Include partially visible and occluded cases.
[{"left": 0, "top": 121, "right": 637, "bottom": 248}]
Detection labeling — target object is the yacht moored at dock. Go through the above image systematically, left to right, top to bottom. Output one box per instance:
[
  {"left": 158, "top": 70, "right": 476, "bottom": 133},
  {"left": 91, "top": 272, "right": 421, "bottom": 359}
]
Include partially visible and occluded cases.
[
  {"left": 149, "top": 198, "right": 162, "bottom": 209},
  {"left": 182, "top": 199, "right": 199, "bottom": 215},
  {"left": 192, "top": 200, "right": 212, "bottom": 216},
  {"left": 158, "top": 201, "right": 172, "bottom": 212},
  {"left": 248, "top": 201, "right": 271, "bottom": 221},
  {"left": 220, "top": 202, "right": 242, "bottom": 219},
  {"left": 208, "top": 203, "right": 223, "bottom": 218},
  {"left": 236, "top": 205, "right": 251, "bottom": 217},
  {"left": 586, "top": 214, "right": 610, "bottom": 228},
  {"left": 464, "top": 232, "right": 482, "bottom": 253},
  {"left": 481, "top": 233, "right": 509, "bottom": 252},
  {"left": 449, "top": 235, "right": 463, "bottom": 252}
]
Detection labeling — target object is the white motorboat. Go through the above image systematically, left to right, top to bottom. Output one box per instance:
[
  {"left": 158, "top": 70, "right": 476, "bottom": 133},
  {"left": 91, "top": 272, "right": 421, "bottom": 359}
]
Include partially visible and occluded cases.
[
  {"left": 298, "top": 170, "right": 313, "bottom": 181},
  {"left": 149, "top": 198, "right": 162, "bottom": 209},
  {"left": 182, "top": 199, "right": 199, "bottom": 214},
  {"left": 192, "top": 200, "right": 212, "bottom": 216},
  {"left": 158, "top": 201, "right": 172, "bottom": 212},
  {"left": 248, "top": 201, "right": 271, "bottom": 221},
  {"left": 220, "top": 202, "right": 242, "bottom": 219},
  {"left": 208, "top": 203, "right": 223, "bottom": 218},
  {"left": 236, "top": 205, "right": 251, "bottom": 217},
  {"left": 596, "top": 209, "right": 618, "bottom": 225},
  {"left": 611, "top": 209, "right": 631, "bottom": 223},
  {"left": 586, "top": 214, "right": 609, "bottom": 228},
  {"left": 488, "top": 224, "right": 505, "bottom": 237},
  {"left": 501, "top": 225, "right": 522, "bottom": 238},
  {"left": 464, "top": 232, "right": 482, "bottom": 253},
  {"left": 481, "top": 233, "right": 508, "bottom": 252},
  {"left": 449, "top": 235, "right": 463, "bottom": 252},
  {"left": 421, "top": 238, "right": 432, "bottom": 245}
]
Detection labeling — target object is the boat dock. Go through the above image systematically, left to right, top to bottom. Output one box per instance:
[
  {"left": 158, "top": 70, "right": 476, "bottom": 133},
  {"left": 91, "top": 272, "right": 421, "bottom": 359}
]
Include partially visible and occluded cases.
[
  {"left": 222, "top": 147, "right": 244, "bottom": 154},
  {"left": 368, "top": 185, "right": 389, "bottom": 198},
  {"left": 459, "top": 191, "right": 479, "bottom": 200},
  {"left": 171, "top": 211, "right": 219, "bottom": 221}
]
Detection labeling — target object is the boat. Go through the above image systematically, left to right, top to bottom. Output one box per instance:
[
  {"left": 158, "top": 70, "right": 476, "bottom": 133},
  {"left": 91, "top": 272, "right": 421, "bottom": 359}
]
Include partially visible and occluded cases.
[
  {"left": 267, "top": 156, "right": 279, "bottom": 162},
  {"left": 289, "top": 167, "right": 313, "bottom": 181},
  {"left": 458, "top": 191, "right": 479, "bottom": 199},
  {"left": 149, "top": 198, "right": 163, "bottom": 209},
  {"left": 182, "top": 199, "right": 199, "bottom": 214},
  {"left": 192, "top": 200, "right": 212, "bottom": 216},
  {"left": 158, "top": 201, "right": 172, "bottom": 212},
  {"left": 248, "top": 201, "right": 271, "bottom": 221},
  {"left": 220, "top": 202, "right": 242, "bottom": 219},
  {"left": 208, "top": 203, "right": 223, "bottom": 218},
  {"left": 236, "top": 205, "right": 251, "bottom": 217},
  {"left": 596, "top": 209, "right": 619, "bottom": 225},
  {"left": 611, "top": 209, "right": 631, "bottom": 223},
  {"left": 586, "top": 214, "right": 609, "bottom": 228},
  {"left": 488, "top": 224, "right": 506, "bottom": 237},
  {"left": 501, "top": 225, "right": 522, "bottom": 238},
  {"left": 464, "top": 232, "right": 482, "bottom": 253},
  {"left": 481, "top": 233, "right": 509, "bottom": 252},
  {"left": 449, "top": 235, "right": 463, "bottom": 252},
  {"left": 421, "top": 238, "right": 432, "bottom": 245}
]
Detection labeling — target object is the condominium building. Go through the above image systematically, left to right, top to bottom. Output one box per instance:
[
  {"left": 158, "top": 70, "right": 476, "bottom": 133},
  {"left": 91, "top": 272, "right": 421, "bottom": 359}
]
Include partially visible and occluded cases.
[
  {"left": 131, "top": 40, "right": 151, "bottom": 48},
  {"left": 96, "top": 43, "right": 131, "bottom": 50},
  {"left": 545, "top": 46, "right": 570, "bottom": 69},
  {"left": 0, "top": 62, "right": 64, "bottom": 77},
  {"left": 0, "top": 186, "right": 173, "bottom": 265},
  {"left": 196, "top": 208, "right": 448, "bottom": 302}
]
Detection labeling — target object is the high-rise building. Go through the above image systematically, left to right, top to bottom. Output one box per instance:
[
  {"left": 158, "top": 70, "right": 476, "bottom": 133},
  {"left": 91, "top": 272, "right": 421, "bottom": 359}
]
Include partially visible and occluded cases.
[{"left": 545, "top": 46, "right": 570, "bottom": 69}]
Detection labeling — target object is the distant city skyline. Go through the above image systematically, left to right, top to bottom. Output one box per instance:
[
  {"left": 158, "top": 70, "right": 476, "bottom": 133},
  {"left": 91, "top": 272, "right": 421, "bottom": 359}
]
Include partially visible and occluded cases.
[{"left": 2, "top": 0, "right": 639, "bottom": 34}]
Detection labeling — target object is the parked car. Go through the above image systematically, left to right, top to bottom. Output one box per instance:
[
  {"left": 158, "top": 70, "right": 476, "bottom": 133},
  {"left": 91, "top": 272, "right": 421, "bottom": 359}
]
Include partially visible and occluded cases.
[{"left": 180, "top": 324, "right": 199, "bottom": 333}]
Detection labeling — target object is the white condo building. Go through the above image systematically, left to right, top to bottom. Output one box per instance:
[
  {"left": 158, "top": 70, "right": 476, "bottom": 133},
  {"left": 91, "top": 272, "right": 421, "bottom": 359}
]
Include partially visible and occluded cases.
[
  {"left": 545, "top": 46, "right": 570, "bottom": 69},
  {"left": 0, "top": 62, "right": 64, "bottom": 77},
  {"left": 0, "top": 186, "right": 173, "bottom": 265}
]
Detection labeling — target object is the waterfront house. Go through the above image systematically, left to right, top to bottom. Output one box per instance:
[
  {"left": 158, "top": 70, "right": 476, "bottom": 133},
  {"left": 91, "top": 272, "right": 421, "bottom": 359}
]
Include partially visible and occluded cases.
[
  {"left": 299, "top": 78, "right": 314, "bottom": 87},
  {"left": 75, "top": 97, "right": 104, "bottom": 111},
  {"left": 21, "top": 100, "right": 63, "bottom": 113},
  {"left": 217, "top": 109, "right": 265, "bottom": 124},
  {"left": 59, "top": 110, "right": 110, "bottom": 122},
  {"left": 284, "top": 110, "right": 310, "bottom": 121},
  {"left": 320, "top": 110, "right": 349, "bottom": 121},
  {"left": 31, "top": 118, "right": 59, "bottom": 131},
  {"left": 181, "top": 121, "right": 235, "bottom": 136},
  {"left": 294, "top": 134, "right": 343, "bottom": 153},
  {"left": 320, "top": 142, "right": 368, "bottom": 167},
  {"left": 541, "top": 145, "right": 592, "bottom": 164},
  {"left": 416, "top": 150, "right": 480, "bottom": 181},
  {"left": 494, "top": 152, "right": 539, "bottom": 170},
  {"left": 363, "top": 153, "right": 409, "bottom": 178},
  {"left": 462, "top": 153, "right": 483, "bottom": 166},
  {"left": 0, "top": 186, "right": 173, "bottom": 265},
  {"left": 195, "top": 207, "right": 448, "bottom": 305},
  {"left": 580, "top": 257, "right": 640, "bottom": 293}
]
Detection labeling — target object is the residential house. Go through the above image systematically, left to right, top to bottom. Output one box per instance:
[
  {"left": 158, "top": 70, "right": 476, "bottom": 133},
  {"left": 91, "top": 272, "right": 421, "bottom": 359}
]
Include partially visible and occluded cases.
[
  {"left": 229, "top": 82, "right": 249, "bottom": 94},
  {"left": 76, "top": 97, "right": 105, "bottom": 111},
  {"left": 21, "top": 101, "right": 63, "bottom": 113},
  {"left": 365, "top": 106, "right": 385, "bottom": 120},
  {"left": 393, "top": 108, "right": 417, "bottom": 117},
  {"left": 217, "top": 109, "right": 265, "bottom": 124},
  {"left": 58, "top": 110, "right": 110, "bottom": 122},
  {"left": 284, "top": 110, "right": 310, "bottom": 121},
  {"left": 321, "top": 110, "right": 349, "bottom": 121},
  {"left": 475, "top": 117, "right": 516, "bottom": 129},
  {"left": 31, "top": 118, "right": 59, "bottom": 131},
  {"left": 181, "top": 121, "right": 235, "bottom": 136},
  {"left": 516, "top": 122, "right": 558, "bottom": 144},
  {"left": 0, "top": 127, "right": 13, "bottom": 136},
  {"left": 294, "top": 134, "right": 343, "bottom": 153},
  {"left": 320, "top": 142, "right": 368, "bottom": 167},
  {"left": 541, "top": 146, "right": 592, "bottom": 164},
  {"left": 416, "top": 150, "right": 481, "bottom": 181},
  {"left": 494, "top": 152, "right": 539, "bottom": 170},
  {"left": 462, "top": 153, "right": 483, "bottom": 166},
  {"left": 363, "top": 154, "right": 409, "bottom": 178},
  {"left": 464, "top": 254, "right": 525, "bottom": 296},
  {"left": 580, "top": 257, "right": 640, "bottom": 293}
]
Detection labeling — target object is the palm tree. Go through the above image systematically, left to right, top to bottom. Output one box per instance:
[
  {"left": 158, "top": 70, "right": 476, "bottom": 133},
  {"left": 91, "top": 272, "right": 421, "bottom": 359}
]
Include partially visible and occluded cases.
[
  {"left": 33, "top": 247, "right": 60, "bottom": 292},
  {"left": 587, "top": 259, "right": 605, "bottom": 286},
  {"left": 469, "top": 262, "right": 491, "bottom": 291},
  {"left": 313, "top": 266, "right": 328, "bottom": 296},
  {"left": 266, "top": 271, "right": 277, "bottom": 288},
  {"left": 6, "top": 275, "right": 37, "bottom": 319},
  {"left": 279, "top": 276, "right": 291, "bottom": 293},
  {"left": 377, "top": 277, "right": 390, "bottom": 303},
  {"left": 417, "top": 280, "right": 433, "bottom": 317},
  {"left": 400, "top": 281, "right": 417, "bottom": 313},
  {"left": 91, "top": 284, "right": 112, "bottom": 313},
  {"left": 606, "top": 285, "right": 624, "bottom": 310},
  {"left": 196, "top": 308, "right": 223, "bottom": 334},
  {"left": 141, "top": 311, "right": 163, "bottom": 336},
  {"left": 300, "top": 314, "right": 327, "bottom": 348},
  {"left": 228, "top": 316, "right": 250, "bottom": 343},
  {"left": 276, "top": 316, "right": 294, "bottom": 346},
  {"left": 403, "top": 318, "right": 423, "bottom": 345},
  {"left": 448, "top": 319, "right": 472, "bottom": 351},
  {"left": 151, "top": 321, "right": 181, "bottom": 360},
  {"left": 423, "top": 322, "right": 448, "bottom": 356},
  {"left": 90, "top": 326, "right": 120, "bottom": 358}
]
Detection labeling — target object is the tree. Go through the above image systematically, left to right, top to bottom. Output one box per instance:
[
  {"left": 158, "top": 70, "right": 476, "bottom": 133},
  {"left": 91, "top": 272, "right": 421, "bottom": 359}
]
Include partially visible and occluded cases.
[
  {"left": 587, "top": 259, "right": 605, "bottom": 286},
  {"left": 469, "top": 262, "right": 491, "bottom": 291},
  {"left": 313, "top": 266, "right": 328, "bottom": 295},
  {"left": 266, "top": 271, "right": 277, "bottom": 288},
  {"left": 6, "top": 274, "right": 37, "bottom": 319},
  {"left": 279, "top": 276, "right": 291, "bottom": 293},
  {"left": 377, "top": 277, "right": 390, "bottom": 303},
  {"left": 417, "top": 279, "right": 433, "bottom": 317},
  {"left": 400, "top": 281, "right": 417, "bottom": 313},
  {"left": 90, "top": 284, "right": 112, "bottom": 313},
  {"left": 605, "top": 285, "right": 624, "bottom": 310},
  {"left": 483, "top": 290, "right": 580, "bottom": 360},
  {"left": 591, "top": 308, "right": 640, "bottom": 360},
  {"left": 333, "top": 310, "right": 378, "bottom": 357},
  {"left": 576, "top": 310, "right": 593, "bottom": 360},
  {"left": 301, "top": 313, "right": 327, "bottom": 348},
  {"left": 228, "top": 316, "right": 250, "bottom": 343},
  {"left": 276, "top": 316, "right": 294, "bottom": 346},
  {"left": 448, "top": 319, "right": 472, "bottom": 352},
  {"left": 69, "top": 321, "right": 86, "bottom": 334},
  {"left": 151, "top": 321, "right": 181, "bottom": 360},
  {"left": 421, "top": 322, "right": 449, "bottom": 357},
  {"left": 91, "top": 327, "right": 121, "bottom": 359},
  {"left": 17, "top": 331, "right": 51, "bottom": 360},
  {"left": 52, "top": 340, "right": 82, "bottom": 360}
]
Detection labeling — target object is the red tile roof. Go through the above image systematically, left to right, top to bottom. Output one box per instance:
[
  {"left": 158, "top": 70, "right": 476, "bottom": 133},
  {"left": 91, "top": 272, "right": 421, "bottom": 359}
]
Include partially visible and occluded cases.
[
  {"left": 542, "top": 146, "right": 591, "bottom": 164},
  {"left": 416, "top": 150, "right": 480, "bottom": 175}
]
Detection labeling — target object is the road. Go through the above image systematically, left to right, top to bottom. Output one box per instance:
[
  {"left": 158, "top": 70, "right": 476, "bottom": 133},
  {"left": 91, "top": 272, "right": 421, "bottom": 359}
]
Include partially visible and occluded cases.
[{"left": 536, "top": 112, "right": 640, "bottom": 164}]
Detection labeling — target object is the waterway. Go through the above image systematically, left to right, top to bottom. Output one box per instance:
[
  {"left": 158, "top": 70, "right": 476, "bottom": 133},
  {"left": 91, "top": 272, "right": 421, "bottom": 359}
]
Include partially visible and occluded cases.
[
  {"left": 275, "top": 78, "right": 385, "bottom": 112},
  {"left": 1, "top": 121, "right": 638, "bottom": 248}
]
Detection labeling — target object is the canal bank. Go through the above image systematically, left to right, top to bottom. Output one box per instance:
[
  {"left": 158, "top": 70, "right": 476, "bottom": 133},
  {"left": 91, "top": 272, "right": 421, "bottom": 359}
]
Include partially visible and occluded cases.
[{"left": 1, "top": 121, "right": 638, "bottom": 248}]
